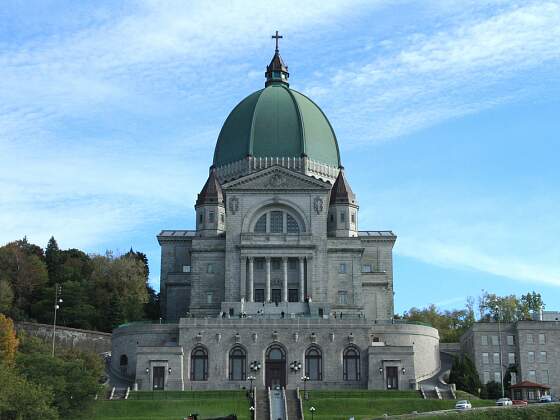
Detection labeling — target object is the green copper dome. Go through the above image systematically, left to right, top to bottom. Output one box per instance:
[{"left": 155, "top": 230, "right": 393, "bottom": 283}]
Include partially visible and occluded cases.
[{"left": 213, "top": 83, "right": 341, "bottom": 168}]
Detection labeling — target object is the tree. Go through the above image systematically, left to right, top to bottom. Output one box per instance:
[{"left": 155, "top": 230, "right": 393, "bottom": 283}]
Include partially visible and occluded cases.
[
  {"left": 45, "top": 236, "right": 62, "bottom": 285},
  {"left": 0, "top": 279, "right": 14, "bottom": 313},
  {"left": 478, "top": 290, "right": 546, "bottom": 322},
  {"left": 520, "top": 292, "right": 545, "bottom": 320},
  {"left": 402, "top": 303, "right": 474, "bottom": 342},
  {"left": 0, "top": 314, "right": 19, "bottom": 367},
  {"left": 449, "top": 355, "right": 482, "bottom": 395},
  {"left": 0, "top": 363, "right": 58, "bottom": 420},
  {"left": 481, "top": 381, "right": 502, "bottom": 400}
]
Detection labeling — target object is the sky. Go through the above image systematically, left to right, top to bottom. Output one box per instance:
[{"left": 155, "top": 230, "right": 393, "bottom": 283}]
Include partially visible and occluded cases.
[{"left": 1, "top": 0, "right": 559, "bottom": 314}]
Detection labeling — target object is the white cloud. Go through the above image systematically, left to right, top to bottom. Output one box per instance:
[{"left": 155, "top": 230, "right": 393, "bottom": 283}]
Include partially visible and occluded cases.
[{"left": 305, "top": 1, "right": 560, "bottom": 144}]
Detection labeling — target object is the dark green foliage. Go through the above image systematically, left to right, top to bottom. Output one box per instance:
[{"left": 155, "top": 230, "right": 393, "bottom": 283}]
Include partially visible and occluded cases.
[
  {"left": 0, "top": 237, "right": 157, "bottom": 332},
  {"left": 479, "top": 290, "right": 545, "bottom": 322},
  {"left": 16, "top": 335, "right": 104, "bottom": 419},
  {"left": 449, "top": 355, "right": 482, "bottom": 395},
  {"left": 480, "top": 381, "right": 502, "bottom": 400}
]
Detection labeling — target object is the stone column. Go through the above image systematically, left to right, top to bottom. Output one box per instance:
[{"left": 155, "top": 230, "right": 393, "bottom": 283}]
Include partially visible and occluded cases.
[
  {"left": 248, "top": 257, "right": 254, "bottom": 303},
  {"left": 265, "top": 257, "right": 271, "bottom": 302},
  {"left": 282, "top": 257, "right": 288, "bottom": 302},
  {"left": 299, "top": 257, "right": 305, "bottom": 302}
]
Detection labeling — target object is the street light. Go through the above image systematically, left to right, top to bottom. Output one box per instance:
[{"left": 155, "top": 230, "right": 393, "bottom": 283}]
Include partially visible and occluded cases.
[
  {"left": 52, "top": 283, "right": 62, "bottom": 356},
  {"left": 290, "top": 361, "right": 302, "bottom": 373},
  {"left": 248, "top": 375, "right": 256, "bottom": 393},
  {"left": 301, "top": 375, "right": 310, "bottom": 400},
  {"left": 249, "top": 406, "right": 255, "bottom": 420},
  {"left": 309, "top": 406, "right": 316, "bottom": 420}
]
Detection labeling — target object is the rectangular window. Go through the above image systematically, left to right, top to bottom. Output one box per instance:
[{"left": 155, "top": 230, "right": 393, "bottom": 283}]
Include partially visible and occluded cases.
[
  {"left": 208, "top": 211, "right": 215, "bottom": 223},
  {"left": 270, "top": 211, "right": 283, "bottom": 233},
  {"left": 340, "top": 212, "right": 345, "bottom": 223},
  {"left": 199, "top": 213, "right": 204, "bottom": 223},
  {"left": 220, "top": 213, "right": 225, "bottom": 223},
  {"left": 351, "top": 213, "right": 356, "bottom": 224},
  {"left": 255, "top": 259, "right": 264, "bottom": 270},
  {"left": 272, "top": 259, "right": 281, "bottom": 270},
  {"left": 288, "top": 259, "right": 297, "bottom": 270},
  {"left": 207, "top": 263, "right": 214, "bottom": 274},
  {"left": 339, "top": 263, "right": 347, "bottom": 274},
  {"left": 362, "top": 264, "right": 372, "bottom": 273},
  {"left": 182, "top": 265, "right": 191, "bottom": 273},
  {"left": 254, "top": 289, "right": 265, "bottom": 303},
  {"left": 288, "top": 289, "right": 298, "bottom": 302},
  {"left": 338, "top": 291, "right": 348, "bottom": 305},
  {"left": 206, "top": 292, "right": 213, "bottom": 304},
  {"left": 538, "top": 333, "right": 546, "bottom": 344},
  {"left": 527, "top": 334, "right": 534, "bottom": 344},
  {"left": 481, "top": 335, "right": 488, "bottom": 346},
  {"left": 491, "top": 335, "right": 499, "bottom": 346},
  {"left": 507, "top": 335, "right": 514, "bottom": 346},
  {"left": 528, "top": 351, "right": 535, "bottom": 363},
  {"left": 539, "top": 351, "right": 547, "bottom": 362},
  {"left": 482, "top": 353, "right": 489, "bottom": 364},
  {"left": 493, "top": 353, "right": 500, "bottom": 364},
  {"left": 508, "top": 353, "right": 515, "bottom": 365},
  {"left": 528, "top": 370, "right": 536, "bottom": 381},
  {"left": 541, "top": 370, "right": 549, "bottom": 384},
  {"left": 483, "top": 371, "right": 490, "bottom": 383},
  {"left": 494, "top": 372, "right": 501, "bottom": 383},
  {"left": 511, "top": 372, "right": 517, "bottom": 385}
]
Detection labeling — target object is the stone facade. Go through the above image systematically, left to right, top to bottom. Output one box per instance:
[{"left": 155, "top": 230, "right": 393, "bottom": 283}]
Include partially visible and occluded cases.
[
  {"left": 110, "top": 49, "right": 442, "bottom": 392},
  {"left": 460, "top": 320, "right": 560, "bottom": 397}
]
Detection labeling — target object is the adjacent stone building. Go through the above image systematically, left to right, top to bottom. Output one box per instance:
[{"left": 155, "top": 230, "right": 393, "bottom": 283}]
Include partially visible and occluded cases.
[
  {"left": 111, "top": 43, "right": 441, "bottom": 392},
  {"left": 460, "top": 320, "right": 560, "bottom": 398}
]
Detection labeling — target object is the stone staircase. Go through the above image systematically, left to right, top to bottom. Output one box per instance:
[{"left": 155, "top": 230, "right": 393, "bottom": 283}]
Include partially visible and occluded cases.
[
  {"left": 110, "top": 387, "right": 128, "bottom": 400},
  {"left": 255, "top": 389, "right": 269, "bottom": 420},
  {"left": 285, "top": 389, "right": 302, "bottom": 420}
]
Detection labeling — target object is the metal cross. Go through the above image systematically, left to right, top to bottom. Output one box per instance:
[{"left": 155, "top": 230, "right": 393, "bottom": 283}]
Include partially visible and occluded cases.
[{"left": 272, "top": 31, "right": 283, "bottom": 51}]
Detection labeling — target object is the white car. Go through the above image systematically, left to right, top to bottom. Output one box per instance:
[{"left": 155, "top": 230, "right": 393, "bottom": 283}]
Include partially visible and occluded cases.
[
  {"left": 539, "top": 395, "right": 552, "bottom": 403},
  {"left": 496, "top": 398, "right": 513, "bottom": 406},
  {"left": 455, "top": 400, "right": 472, "bottom": 410}
]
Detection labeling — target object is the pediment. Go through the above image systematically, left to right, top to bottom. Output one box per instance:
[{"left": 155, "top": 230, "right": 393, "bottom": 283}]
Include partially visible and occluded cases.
[{"left": 222, "top": 166, "right": 331, "bottom": 191}]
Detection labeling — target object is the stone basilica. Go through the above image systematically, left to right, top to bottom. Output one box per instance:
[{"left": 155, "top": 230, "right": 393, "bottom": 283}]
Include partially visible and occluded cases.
[{"left": 111, "top": 41, "right": 440, "bottom": 392}]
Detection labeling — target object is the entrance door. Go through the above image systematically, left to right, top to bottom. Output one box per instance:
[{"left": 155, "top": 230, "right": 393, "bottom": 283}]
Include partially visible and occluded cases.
[
  {"left": 271, "top": 289, "right": 282, "bottom": 304},
  {"left": 265, "top": 346, "right": 286, "bottom": 388},
  {"left": 153, "top": 366, "right": 165, "bottom": 390},
  {"left": 386, "top": 367, "right": 398, "bottom": 390}
]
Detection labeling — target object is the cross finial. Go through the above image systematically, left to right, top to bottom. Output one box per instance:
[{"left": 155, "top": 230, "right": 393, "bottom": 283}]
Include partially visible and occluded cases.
[{"left": 272, "top": 30, "right": 283, "bottom": 52}]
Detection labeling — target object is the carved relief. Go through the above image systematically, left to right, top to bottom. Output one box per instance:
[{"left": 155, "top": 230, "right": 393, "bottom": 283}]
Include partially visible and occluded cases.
[
  {"left": 265, "top": 173, "right": 288, "bottom": 188},
  {"left": 229, "top": 196, "right": 239, "bottom": 214},
  {"left": 313, "top": 197, "right": 323, "bottom": 214}
]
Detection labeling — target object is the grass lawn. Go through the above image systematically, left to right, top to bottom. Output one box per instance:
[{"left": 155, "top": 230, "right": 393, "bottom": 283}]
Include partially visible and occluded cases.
[
  {"left": 300, "top": 390, "right": 494, "bottom": 419},
  {"left": 91, "top": 391, "right": 251, "bottom": 420},
  {"left": 420, "top": 404, "right": 560, "bottom": 419}
]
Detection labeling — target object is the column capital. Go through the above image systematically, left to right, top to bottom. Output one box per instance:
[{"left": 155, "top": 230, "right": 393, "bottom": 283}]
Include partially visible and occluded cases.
[
  {"left": 248, "top": 256, "right": 254, "bottom": 262},
  {"left": 265, "top": 256, "right": 271, "bottom": 261},
  {"left": 282, "top": 256, "right": 288, "bottom": 262}
]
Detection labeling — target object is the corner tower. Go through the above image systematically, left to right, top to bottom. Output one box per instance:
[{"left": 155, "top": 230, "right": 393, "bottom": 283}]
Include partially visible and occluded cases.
[
  {"left": 195, "top": 167, "right": 225, "bottom": 236},
  {"left": 328, "top": 168, "right": 358, "bottom": 237}
]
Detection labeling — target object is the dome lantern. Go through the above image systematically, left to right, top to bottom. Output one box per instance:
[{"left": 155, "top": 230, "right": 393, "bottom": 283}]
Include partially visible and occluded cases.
[{"left": 265, "top": 31, "right": 289, "bottom": 87}]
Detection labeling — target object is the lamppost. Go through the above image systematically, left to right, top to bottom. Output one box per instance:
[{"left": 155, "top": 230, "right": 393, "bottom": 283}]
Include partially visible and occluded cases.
[
  {"left": 51, "top": 283, "right": 63, "bottom": 356},
  {"left": 495, "top": 305, "right": 505, "bottom": 398},
  {"left": 290, "top": 360, "right": 302, "bottom": 373},
  {"left": 248, "top": 375, "right": 256, "bottom": 393},
  {"left": 301, "top": 375, "right": 310, "bottom": 400},
  {"left": 249, "top": 406, "right": 255, "bottom": 420},
  {"left": 310, "top": 406, "right": 316, "bottom": 420}
]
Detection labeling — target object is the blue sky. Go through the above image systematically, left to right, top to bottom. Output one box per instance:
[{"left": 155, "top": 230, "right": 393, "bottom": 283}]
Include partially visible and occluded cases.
[{"left": 1, "top": 0, "right": 559, "bottom": 314}]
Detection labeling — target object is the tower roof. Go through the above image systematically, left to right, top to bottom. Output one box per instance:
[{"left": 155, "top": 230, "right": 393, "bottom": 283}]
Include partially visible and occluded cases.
[
  {"left": 196, "top": 168, "right": 224, "bottom": 207},
  {"left": 330, "top": 169, "right": 356, "bottom": 205}
]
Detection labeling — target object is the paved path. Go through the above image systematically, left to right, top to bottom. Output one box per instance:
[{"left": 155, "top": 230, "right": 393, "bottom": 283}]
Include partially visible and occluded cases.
[{"left": 270, "top": 388, "right": 286, "bottom": 420}]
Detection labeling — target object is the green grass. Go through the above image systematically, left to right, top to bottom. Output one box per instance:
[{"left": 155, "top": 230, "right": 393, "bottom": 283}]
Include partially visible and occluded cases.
[
  {"left": 300, "top": 390, "right": 494, "bottom": 420},
  {"left": 91, "top": 391, "right": 251, "bottom": 420},
  {"left": 420, "top": 405, "right": 560, "bottom": 419}
]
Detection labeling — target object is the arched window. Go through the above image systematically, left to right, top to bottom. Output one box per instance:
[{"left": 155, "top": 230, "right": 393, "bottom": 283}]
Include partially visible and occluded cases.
[
  {"left": 252, "top": 210, "right": 302, "bottom": 234},
  {"left": 267, "top": 345, "right": 286, "bottom": 361},
  {"left": 191, "top": 347, "right": 208, "bottom": 381},
  {"left": 229, "top": 347, "right": 247, "bottom": 380},
  {"left": 305, "top": 347, "right": 322, "bottom": 381},
  {"left": 343, "top": 347, "right": 360, "bottom": 381},
  {"left": 119, "top": 354, "right": 128, "bottom": 366}
]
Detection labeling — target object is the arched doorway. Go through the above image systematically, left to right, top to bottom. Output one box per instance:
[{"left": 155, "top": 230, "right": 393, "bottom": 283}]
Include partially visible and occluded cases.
[{"left": 265, "top": 345, "right": 286, "bottom": 388}]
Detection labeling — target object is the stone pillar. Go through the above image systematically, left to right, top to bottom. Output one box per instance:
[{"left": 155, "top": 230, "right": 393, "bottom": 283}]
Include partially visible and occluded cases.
[
  {"left": 248, "top": 257, "right": 254, "bottom": 303},
  {"left": 265, "top": 257, "right": 271, "bottom": 302},
  {"left": 282, "top": 257, "right": 288, "bottom": 302},
  {"left": 299, "top": 257, "right": 305, "bottom": 302}
]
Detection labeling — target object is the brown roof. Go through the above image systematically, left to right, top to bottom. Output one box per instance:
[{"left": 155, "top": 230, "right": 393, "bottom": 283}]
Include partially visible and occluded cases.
[
  {"left": 195, "top": 168, "right": 223, "bottom": 207},
  {"left": 329, "top": 169, "right": 356, "bottom": 205},
  {"left": 510, "top": 380, "right": 551, "bottom": 389}
]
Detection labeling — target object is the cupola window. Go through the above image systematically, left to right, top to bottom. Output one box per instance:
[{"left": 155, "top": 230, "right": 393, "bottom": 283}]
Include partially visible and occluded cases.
[{"left": 252, "top": 210, "right": 303, "bottom": 234}]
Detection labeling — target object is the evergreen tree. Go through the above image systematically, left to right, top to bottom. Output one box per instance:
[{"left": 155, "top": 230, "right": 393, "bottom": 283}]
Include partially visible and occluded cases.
[
  {"left": 45, "top": 236, "right": 62, "bottom": 285},
  {"left": 449, "top": 355, "right": 482, "bottom": 395}
]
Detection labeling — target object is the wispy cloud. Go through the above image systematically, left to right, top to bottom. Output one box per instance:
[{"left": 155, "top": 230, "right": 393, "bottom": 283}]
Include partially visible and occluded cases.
[{"left": 306, "top": 1, "right": 560, "bottom": 144}]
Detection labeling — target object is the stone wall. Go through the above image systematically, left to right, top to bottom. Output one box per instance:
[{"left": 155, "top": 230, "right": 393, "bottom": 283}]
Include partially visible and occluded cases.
[{"left": 16, "top": 321, "right": 111, "bottom": 353}]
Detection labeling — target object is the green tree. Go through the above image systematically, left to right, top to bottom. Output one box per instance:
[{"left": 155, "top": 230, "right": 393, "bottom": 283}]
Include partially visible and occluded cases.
[
  {"left": 45, "top": 236, "right": 62, "bottom": 285},
  {"left": 0, "top": 279, "right": 14, "bottom": 313},
  {"left": 520, "top": 291, "right": 545, "bottom": 320},
  {"left": 402, "top": 303, "right": 473, "bottom": 342},
  {"left": 449, "top": 355, "right": 482, "bottom": 395},
  {"left": 0, "top": 363, "right": 58, "bottom": 420},
  {"left": 481, "top": 381, "right": 502, "bottom": 400}
]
